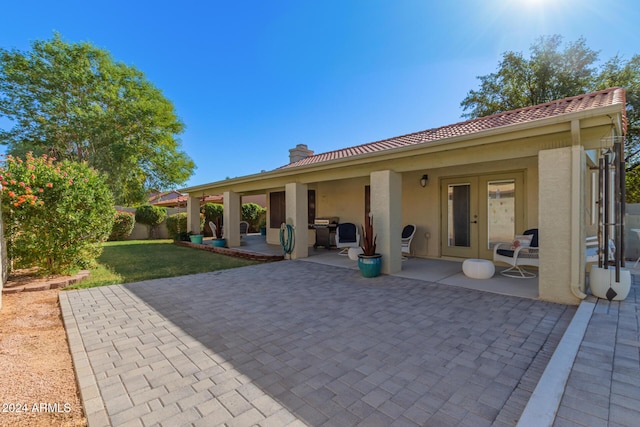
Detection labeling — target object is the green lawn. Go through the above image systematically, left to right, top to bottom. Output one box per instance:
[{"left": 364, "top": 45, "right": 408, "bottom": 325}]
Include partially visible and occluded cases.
[{"left": 66, "top": 240, "right": 258, "bottom": 289}]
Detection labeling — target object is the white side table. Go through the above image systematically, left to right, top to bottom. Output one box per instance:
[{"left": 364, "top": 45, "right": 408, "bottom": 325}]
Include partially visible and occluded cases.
[
  {"left": 348, "top": 247, "right": 363, "bottom": 260},
  {"left": 462, "top": 259, "right": 495, "bottom": 279}
]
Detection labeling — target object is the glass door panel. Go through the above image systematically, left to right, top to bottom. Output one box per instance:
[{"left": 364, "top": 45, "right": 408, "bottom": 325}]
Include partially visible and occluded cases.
[
  {"left": 441, "top": 177, "right": 478, "bottom": 258},
  {"left": 487, "top": 180, "right": 515, "bottom": 249},
  {"left": 448, "top": 184, "right": 471, "bottom": 247}
]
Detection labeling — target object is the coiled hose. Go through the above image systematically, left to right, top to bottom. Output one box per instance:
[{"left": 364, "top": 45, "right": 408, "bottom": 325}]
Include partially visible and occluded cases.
[{"left": 279, "top": 223, "right": 295, "bottom": 257}]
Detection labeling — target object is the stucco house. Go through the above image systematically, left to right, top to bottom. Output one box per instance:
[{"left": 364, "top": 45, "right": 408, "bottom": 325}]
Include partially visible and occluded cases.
[{"left": 182, "top": 87, "right": 627, "bottom": 305}]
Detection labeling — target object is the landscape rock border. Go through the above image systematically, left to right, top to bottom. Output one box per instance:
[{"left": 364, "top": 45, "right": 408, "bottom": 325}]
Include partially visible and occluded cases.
[{"left": 2, "top": 270, "right": 91, "bottom": 294}]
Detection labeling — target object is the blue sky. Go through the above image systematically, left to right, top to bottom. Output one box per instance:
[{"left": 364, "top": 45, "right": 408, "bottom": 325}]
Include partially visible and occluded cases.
[{"left": 1, "top": 0, "right": 638, "bottom": 188}]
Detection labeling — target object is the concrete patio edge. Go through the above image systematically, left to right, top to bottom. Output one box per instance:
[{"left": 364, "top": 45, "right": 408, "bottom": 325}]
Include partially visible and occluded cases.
[
  {"left": 60, "top": 291, "right": 110, "bottom": 427},
  {"left": 516, "top": 298, "right": 596, "bottom": 427}
]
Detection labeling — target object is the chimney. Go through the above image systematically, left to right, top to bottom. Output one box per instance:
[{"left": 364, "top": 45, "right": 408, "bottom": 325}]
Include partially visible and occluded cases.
[{"left": 289, "top": 144, "right": 314, "bottom": 164}]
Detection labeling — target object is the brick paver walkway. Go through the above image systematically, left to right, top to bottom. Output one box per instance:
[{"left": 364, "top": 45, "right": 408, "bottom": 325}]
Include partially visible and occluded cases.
[
  {"left": 61, "top": 261, "right": 575, "bottom": 426},
  {"left": 553, "top": 276, "right": 640, "bottom": 427}
]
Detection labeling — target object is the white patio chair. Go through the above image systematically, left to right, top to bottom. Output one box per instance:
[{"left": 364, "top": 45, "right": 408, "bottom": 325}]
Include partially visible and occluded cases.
[
  {"left": 240, "top": 221, "right": 250, "bottom": 238},
  {"left": 401, "top": 224, "right": 416, "bottom": 259},
  {"left": 493, "top": 228, "right": 539, "bottom": 278}
]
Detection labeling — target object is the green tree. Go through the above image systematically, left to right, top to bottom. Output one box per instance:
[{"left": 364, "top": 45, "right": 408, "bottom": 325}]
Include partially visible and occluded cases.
[
  {"left": 0, "top": 33, "right": 195, "bottom": 205},
  {"left": 460, "top": 35, "right": 640, "bottom": 200},
  {"left": 461, "top": 35, "right": 599, "bottom": 117},
  {"left": 0, "top": 152, "right": 115, "bottom": 274}
]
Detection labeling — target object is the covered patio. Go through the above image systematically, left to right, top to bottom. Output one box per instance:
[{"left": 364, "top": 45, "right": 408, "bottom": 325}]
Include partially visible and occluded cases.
[{"left": 183, "top": 88, "right": 627, "bottom": 305}]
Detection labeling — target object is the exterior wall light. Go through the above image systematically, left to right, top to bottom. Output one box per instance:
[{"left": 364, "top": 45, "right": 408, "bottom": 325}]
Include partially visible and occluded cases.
[{"left": 420, "top": 174, "right": 429, "bottom": 187}]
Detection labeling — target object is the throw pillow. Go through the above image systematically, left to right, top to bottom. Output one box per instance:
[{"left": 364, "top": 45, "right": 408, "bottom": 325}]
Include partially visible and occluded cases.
[{"left": 511, "top": 234, "right": 533, "bottom": 250}]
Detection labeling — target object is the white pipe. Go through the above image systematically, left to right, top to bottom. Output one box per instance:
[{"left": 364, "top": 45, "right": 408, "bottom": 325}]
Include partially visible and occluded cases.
[{"left": 570, "top": 146, "right": 587, "bottom": 300}]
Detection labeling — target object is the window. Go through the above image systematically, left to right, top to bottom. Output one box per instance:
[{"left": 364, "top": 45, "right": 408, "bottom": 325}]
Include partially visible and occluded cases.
[
  {"left": 487, "top": 180, "right": 515, "bottom": 249},
  {"left": 365, "top": 185, "right": 370, "bottom": 218},
  {"left": 308, "top": 190, "right": 316, "bottom": 225},
  {"left": 269, "top": 191, "right": 285, "bottom": 228}
]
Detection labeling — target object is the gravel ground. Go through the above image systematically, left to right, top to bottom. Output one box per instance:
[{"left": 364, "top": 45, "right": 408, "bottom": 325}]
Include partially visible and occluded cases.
[{"left": 0, "top": 288, "right": 86, "bottom": 427}]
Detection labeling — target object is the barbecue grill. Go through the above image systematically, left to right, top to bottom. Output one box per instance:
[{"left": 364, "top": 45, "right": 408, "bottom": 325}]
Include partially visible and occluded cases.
[{"left": 312, "top": 217, "right": 339, "bottom": 249}]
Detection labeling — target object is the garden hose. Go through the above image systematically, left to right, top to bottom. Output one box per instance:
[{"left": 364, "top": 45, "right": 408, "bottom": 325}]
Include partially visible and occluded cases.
[{"left": 279, "top": 223, "right": 295, "bottom": 257}]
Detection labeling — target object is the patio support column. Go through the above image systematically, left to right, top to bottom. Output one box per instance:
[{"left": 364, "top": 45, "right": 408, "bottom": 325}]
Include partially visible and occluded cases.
[
  {"left": 539, "top": 146, "right": 585, "bottom": 305},
  {"left": 371, "top": 170, "right": 402, "bottom": 274},
  {"left": 285, "top": 182, "right": 308, "bottom": 259},
  {"left": 224, "top": 191, "right": 241, "bottom": 247},
  {"left": 187, "top": 195, "right": 201, "bottom": 234}
]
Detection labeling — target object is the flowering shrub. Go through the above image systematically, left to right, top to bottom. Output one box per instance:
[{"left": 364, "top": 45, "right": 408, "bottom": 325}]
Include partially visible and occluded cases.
[
  {"left": 0, "top": 152, "right": 115, "bottom": 275},
  {"left": 109, "top": 211, "right": 135, "bottom": 241}
]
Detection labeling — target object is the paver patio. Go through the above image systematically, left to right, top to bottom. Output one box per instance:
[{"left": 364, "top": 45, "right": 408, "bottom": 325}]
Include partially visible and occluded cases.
[{"left": 61, "top": 261, "right": 576, "bottom": 426}]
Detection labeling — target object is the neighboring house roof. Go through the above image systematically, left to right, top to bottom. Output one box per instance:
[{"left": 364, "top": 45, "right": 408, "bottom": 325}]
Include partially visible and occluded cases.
[
  {"left": 282, "top": 87, "right": 627, "bottom": 169},
  {"left": 148, "top": 190, "right": 184, "bottom": 204},
  {"left": 151, "top": 194, "right": 223, "bottom": 207}
]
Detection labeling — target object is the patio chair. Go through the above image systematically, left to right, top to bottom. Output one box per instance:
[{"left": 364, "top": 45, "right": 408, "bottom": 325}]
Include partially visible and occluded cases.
[
  {"left": 208, "top": 221, "right": 217, "bottom": 238},
  {"left": 240, "top": 221, "right": 250, "bottom": 238},
  {"left": 336, "top": 222, "right": 360, "bottom": 255},
  {"left": 401, "top": 224, "right": 416, "bottom": 259},
  {"left": 493, "top": 228, "right": 539, "bottom": 278}
]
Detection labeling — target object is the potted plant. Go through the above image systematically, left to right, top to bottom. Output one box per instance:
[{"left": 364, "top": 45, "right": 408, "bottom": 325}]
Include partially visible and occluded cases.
[
  {"left": 358, "top": 214, "right": 382, "bottom": 277},
  {"left": 189, "top": 215, "right": 204, "bottom": 245},
  {"left": 211, "top": 217, "right": 226, "bottom": 247},
  {"left": 259, "top": 217, "right": 267, "bottom": 236},
  {"left": 189, "top": 231, "right": 203, "bottom": 244},
  {"left": 590, "top": 265, "right": 631, "bottom": 300}
]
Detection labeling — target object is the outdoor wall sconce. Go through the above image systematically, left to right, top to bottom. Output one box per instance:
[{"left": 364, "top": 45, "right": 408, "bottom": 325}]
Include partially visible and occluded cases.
[{"left": 420, "top": 174, "right": 429, "bottom": 187}]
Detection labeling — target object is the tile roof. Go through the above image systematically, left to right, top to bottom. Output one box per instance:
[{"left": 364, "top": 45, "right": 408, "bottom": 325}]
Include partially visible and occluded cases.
[
  {"left": 282, "top": 87, "right": 626, "bottom": 169},
  {"left": 151, "top": 194, "right": 223, "bottom": 207}
]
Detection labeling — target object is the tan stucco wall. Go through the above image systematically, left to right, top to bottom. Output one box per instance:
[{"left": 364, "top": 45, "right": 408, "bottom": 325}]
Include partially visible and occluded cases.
[
  {"left": 538, "top": 146, "right": 584, "bottom": 305},
  {"left": 316, "top": 177, "right": 369, "bottom": 224}
]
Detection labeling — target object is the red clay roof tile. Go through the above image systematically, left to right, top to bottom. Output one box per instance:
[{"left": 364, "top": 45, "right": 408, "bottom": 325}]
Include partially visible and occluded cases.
[{"left": 281, "top": 87, "right": 626, "bottom": 169}]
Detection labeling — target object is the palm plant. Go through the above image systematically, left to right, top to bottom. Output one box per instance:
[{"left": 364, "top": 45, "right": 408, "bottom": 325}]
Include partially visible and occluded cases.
[{"left": 360, "top": 214, "right": 377, "bottom": 256}]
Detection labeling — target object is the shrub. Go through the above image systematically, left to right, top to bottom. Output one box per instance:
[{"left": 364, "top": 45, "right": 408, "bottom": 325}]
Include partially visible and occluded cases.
[
  {"left": 0, "top": 152, "right": 115, "bottom": 275},
  {"left": 242, "top": 203, "right": 266, "bottom": 232},
  {"left": 135, "top": 204, "right": 167, "bottom": 238},
  {"left": 109, "top": 211, "right": 135, "bottom": 241},
  {"left": 166, "top": 212, "right": 187, "bottom": 238}
]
